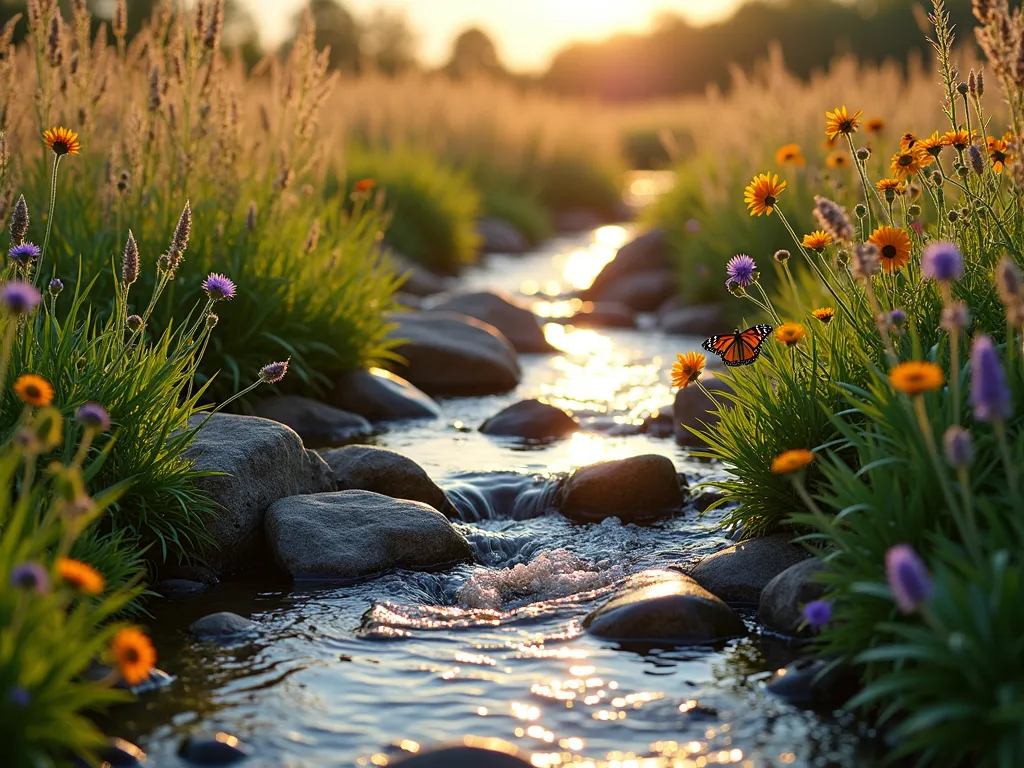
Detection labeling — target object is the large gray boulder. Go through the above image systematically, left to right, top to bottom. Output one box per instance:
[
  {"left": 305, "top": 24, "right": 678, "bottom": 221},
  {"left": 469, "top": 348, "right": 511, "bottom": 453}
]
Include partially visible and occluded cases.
[
  {"left": 476, "top": 217, "right": 529, "bottom": 254},
  {"left": 583, "top": 229, "right": 673, "bottom": 301},
  {"left": 593, "top": 269, "right": 677, "bottom": 312},
  {"left": 430, "top": 291, "right": 553, "bottom": 353},
  {"left": 386, "top": 311, "right": 521, "bottom": 396},
  {"left": 329, "top": 367, "right": 440, "bottom": 423},
  {"left": 674, "top": 374, "right": 734, "bottom": 446},
  {"left": 252, "top": 395, "right": 372, "bottom": 446},
  {"left": 480, "top": 399, "right": 579, "bottom": 441},
  {"left": 184, "top": 414, "right": 333, "bottom": 574},
  {"left": 319, "top": 445, "right": 452, "bottom": 514},
  {"left": 559, "top": 454, "right": 685, "bottom": 523},
  {"left": 265, "top": 491, "right": 474, "bottom": 581},
  {"left": 690, "top": 535, "right": 810, "bottom": 604},
  {"left": 758, "top": 558, "right": 829, "bottom": 636},
  {"left": 583, "top": 569, "right": 745, "bottom": 644}
]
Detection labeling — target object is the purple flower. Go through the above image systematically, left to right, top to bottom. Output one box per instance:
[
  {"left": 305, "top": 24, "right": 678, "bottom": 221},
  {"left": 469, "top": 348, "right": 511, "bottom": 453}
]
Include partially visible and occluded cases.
[
  {"left": 685, "top": 219, "right": 701, "bottom": 234},
  {"left": 8, "top": 242, "right": 41, "bottom": 268},
  {"left": 922, "top": 242, "right": 964, "bottom": 282},
  {"left": 725, "top": 254, "right": 758, "bottom": 288},
  {"left": 202, "top": 273, "right": 236, "bottom": 302},
  {"left": 48, "top": 278, "right": 63, "bottom": 298},
  {"left": 0, "top": 282, "right": 41, "bottom": 315},
  {"left": 888, "top": 309, "right": 907, "bottom": 334},
  {"left": 971, "top": 335, "right": 1012, "bottom": 423},
  {"left": 259, "top": 359, "right": 289, "bottom": 384},
  {"left": 76, "top": 402, "right": 110, "bottom": 432},
  {"left": 943, "top": 426, "right": 974, "bottom": 469},
  {"left": 885, "top": 544, "right": 933, "bottom": 614},
  {"left": 10, "top": 562, "right": 49, "bottom": 594},
  {"left": 801, "top": 599, "right": 832, "bottom": 628},
  {"left": 8, "top": 687, "right": 30, "bottom": 707}
]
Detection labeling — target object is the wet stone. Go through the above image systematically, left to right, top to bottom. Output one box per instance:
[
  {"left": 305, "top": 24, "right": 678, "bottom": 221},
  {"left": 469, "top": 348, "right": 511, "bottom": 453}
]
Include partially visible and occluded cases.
[
  {"left": 431, "top": 290, "right": 553, "bottom": 353},
  {"left": 329, "top": 367, "right": 440, "bottom": 423},
  {"left": 251, "top": 395, "right": 373, "bottom": 447},
  {"left": 479, "top": 399, "right": 579, "bottom": 441},
  {"left": 320, "top": 445, "right": 453, "bottom": 514},
  {"left": 559, "top": 454, "right": 685, "bottom": 523},
  {"left": 689, "top": 535, "right": 810, "bottom": 604},
  {"left": 758, "top": 558, "right": 829, "bottom": 636},
  {"left": 155, "top": 578, "right": 209, "bottom": 598},
  {"left": 190, "top": 612, "right": 257, "bottom": 640},
  {"left": 767, "top": 657, "right": 861, "bottom": 710},
  {"left": 126, "top": 668, "right": 175, "bottom": 695},
  {"left": 178, "top": 733, "right": 250, "bottom": 765},
  {"left": 99, "top": 738, "right": 147, "bottom": 766},
  {"left": 393, "top": 742, "right": 532, "bottom": 767}
]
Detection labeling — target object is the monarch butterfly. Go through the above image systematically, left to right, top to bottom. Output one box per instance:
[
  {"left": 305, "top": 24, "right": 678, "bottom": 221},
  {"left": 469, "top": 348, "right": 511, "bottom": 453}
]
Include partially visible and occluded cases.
[{"left": 702, "top": 324, "right": 773, "bottom": 367}]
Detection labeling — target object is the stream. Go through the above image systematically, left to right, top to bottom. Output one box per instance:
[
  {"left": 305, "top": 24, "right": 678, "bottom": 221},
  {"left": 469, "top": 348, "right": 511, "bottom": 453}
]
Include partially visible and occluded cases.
[{"left": 117, "top": 224, "right": 878, "bottom": 767}]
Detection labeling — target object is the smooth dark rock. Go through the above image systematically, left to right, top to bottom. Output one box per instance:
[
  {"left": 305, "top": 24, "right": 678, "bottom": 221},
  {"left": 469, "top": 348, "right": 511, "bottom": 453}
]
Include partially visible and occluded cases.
[
  {"left": 555, "top": 209, "right": 603, "bottom": 232},
  {"left": 477, "top": 217, "right": 529, "bottom": 254},
  {"left": 584, "top": 229, "right": 673, "bottom": 301},
  {"left": 391, "top": 251, "right": 447, "bottom": 297},
  {"left": 593, "top": 269, "right": 677, "bottom": 312},
  {"left": 430, "top": 291, "right": 553, "bottom": 353},
  {"left": 393, "top": 292, "right": 424, "bottom": 309},
  {"left": 566, "top": 301, "right": 636, "bottom": 329},
  {"left": 659, "top": 303, "right": 726, "bottom": 337},
  {"left": 386, "top": 311, "right": 521, "bottom": 396},
  {"left": 329, "top": 367, "right": 440, "bottom": 423},
  {"left": 674, "top": 375, "right": 734, "bottom": 447},
  {"left": 251, "top": 396, "right": 372, "bottom": 446},
  {"left": 480, "top": 399, "right": 579, "bottom": 441},
  {"left": 642, "top": 404, "right": 676, "bottom": 438},
  {"left": 184, "top": 414, "right": 334, "bottom": 575},
  {"left": 320, "top": 445, "right": 452, "bottom": 514},
  {"left": 560, "top": 454, "right": 685, "bottom": 523},
  {"left": 266, "top": 491, "right": 475, "bottom": 581},
  {"left": 690, "top": 535, "right": 810, "bottom": 604},
  {"left": 759, "top": 558, "right": 829, "bottom": 636},
  {"left": 156, "top": 563, "right": 219, "bottom": 586},
  {"left": 583, "top": 569, "right": 745, "bottom": 644},
  {"left": 155, "top": 578, "right": 209, "bottom": 598},
  {"left": 190, "top": 612, "right": 257, "bottom": 640},
  {"left": 767, "top": 657, "right": 860, "bottom": 710},
  {"left": 178, "top": 733, "right": 250, "bottom": 765},
  {"left": 99, "top": 738, "right": 147, "bottom": 766},
  {"left": 393, "top": 742, "right": 532, "bottom": 767}
]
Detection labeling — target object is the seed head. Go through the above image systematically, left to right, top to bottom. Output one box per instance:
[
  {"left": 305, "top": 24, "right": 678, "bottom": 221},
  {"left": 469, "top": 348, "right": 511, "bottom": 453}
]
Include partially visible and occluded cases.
[
  {"left": 112, "top": 0, "right": 127, "bottom": 39},
  {"left": 204, "top": 0, "right": 223, "bottom": 50},
  {"left": 46, "top": 12, "right": 62, "bottom": 68},
  {"left": 968, "top": 69, "right": 978, "bottom": 96},
  {"left": 977, "top": 70, "right": 985, "bottom": 96},
  {"left": 957, "top": 81, "right": 969, "bottom": 95},
  {"left": 969, "top": 143, "right": 986, "bottom": 175},
  {"left": 856, "top": 147, "right": 870, "bottom": 161},
  {"left": 10, "top": 194, "right": 29, "bottom": 245},
  {"left": 813, "top": 195, "right": 855, "bottom": 242},
  {"left": 246, "top": 201, "right": 257, "bottom": 232},
  {"left": 908, "top": 204, "right": 922, "bottom": 218},
  {"left": 303, "top": 219, "right": 320, "bottom": 254},
  {"left": 122, "top": 230, "right": 139, "bottom": 286},
  {"left": 850, "top": 243, "right": 880, "bottom": 280},
  {"left": 774, "top": 249, "right": 790, "bottom": 264},
  {"left": 206, "top": 312, "right": 219, "bottom": 329},
  {"left": 126, "top": 314, "right": 144, "bottom": 333},
  {"left": 259, "top": 359, "right": 290, "bottom": 384}
]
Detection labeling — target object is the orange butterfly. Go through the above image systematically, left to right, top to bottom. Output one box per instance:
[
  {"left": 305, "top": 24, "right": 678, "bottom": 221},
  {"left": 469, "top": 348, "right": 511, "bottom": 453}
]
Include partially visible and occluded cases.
[{"left": 702, "top": 324, "right": 773, "bottom": 367}]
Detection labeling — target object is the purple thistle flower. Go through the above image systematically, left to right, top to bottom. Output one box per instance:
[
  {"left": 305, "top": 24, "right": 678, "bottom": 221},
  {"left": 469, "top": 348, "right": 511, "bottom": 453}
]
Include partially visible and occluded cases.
[
  {"left": 8, "top": 242, "right": 41, "bottom": 268},
  {"left": 922, "top": 242, "right": 964, "bottom": 282},
  {"left": 725, "top": 254, "right": 758, "bottom": 288},
  {"left": 202, "top": 273, "right": 236, "bottom": 302},
  {"left": 48, "top": 278, "right": 63, "bottom": 298},
  {"left": 0, "top": 282, "right": 41, "bottom": 316},
  {"left": 971, "top": 335, "right": 1012, "bottom": 423},
  {"left": 258, "top": 359, "right": 289, "bottom": 384},
  {"left": 76, "top": 402, "right": 110, "bottom": 432},
  {"left": 943, "top": 426, "right": 974, "bottom": 469},
  {"left": 885, "top": 544, "right": 933, "bottom": 614},
  {"left": 10, "top": 562, "right": 50, "bottom": 595},
  {"left": 801, "top": 599, "right": 832, "bottom": 628},
  {"left": 8, "top": 687, "right": 30, "bottom": 707}
]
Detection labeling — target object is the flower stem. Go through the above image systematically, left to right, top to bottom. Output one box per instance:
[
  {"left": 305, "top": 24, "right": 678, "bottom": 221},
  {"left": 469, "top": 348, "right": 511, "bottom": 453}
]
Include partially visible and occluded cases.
[{"left": 36, "top": 155, "right": 61, "bottom": 287}]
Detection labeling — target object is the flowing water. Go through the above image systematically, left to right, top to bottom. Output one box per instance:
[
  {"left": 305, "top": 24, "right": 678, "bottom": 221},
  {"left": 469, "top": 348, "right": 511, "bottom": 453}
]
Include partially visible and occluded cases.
[{"left": 119, "top": 225, "right": 877, "bottom": 767}]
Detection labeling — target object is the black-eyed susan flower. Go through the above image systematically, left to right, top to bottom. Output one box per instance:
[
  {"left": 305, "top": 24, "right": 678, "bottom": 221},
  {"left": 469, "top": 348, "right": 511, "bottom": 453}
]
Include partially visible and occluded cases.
[
  {"left": 825, "top": 106, "right": 862, "bottom": 140},
  {"left": 866, "top": 118, "right": 886, "bottom": 134},
  {"left": 42, "top": 126, "right": 80, "bottom": 156},
  {"left": 942, "top": 129, "right": 974, "bottom": 152},
  {"left": 918, "top": 131, "right": 945, "bottom": 157},
  {"left": 987, "top": 135, "right": 1012, "bottom": 173},
  {"left": 775, "top": 143, "right": 805, "bottom": 166},
  {"left": 890, "top": 147, "right": 931, "bottom": 181},
  {"left": 825, "top": 151, "right": 850, "bottom": 169},
  {"left": 743, "top": 173, "right": 786, "bottom": 217},
  {"left": 868, "top": 226, "right": 912, "bottom": 273},
  {"left": 802, "top": 230, "right": 833, "bottom": 251},
  {"left": 812, "top": 307, "right": 836, "bottom": 324},
  {"left": 776, "top": 323, "right": 805, "bottom": 346},
  {"left": 671, "top": 352, "right": 706, "bottom": 389},
  {"left": 890, "top": 361, "right": 944, "bottom": 395},
  {"left": 14, "top": 374, "right": 53, "bottom": 407},
  {"left": 771, "top": 449, "right": 815, "bottom": 474},
  {"left": 56, "top": 557, "right": 105, "bottom": 594},
  {"left": 111, "top": 628, "right": 157, "bottom": 685}
]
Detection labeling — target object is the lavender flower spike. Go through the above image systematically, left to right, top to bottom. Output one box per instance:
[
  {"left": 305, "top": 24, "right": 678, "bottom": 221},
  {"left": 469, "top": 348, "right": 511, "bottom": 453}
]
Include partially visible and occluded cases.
[
  {"left": 922, "top": 242, "right": 964, "bottom": 282},
  {"left": 725, "top": 254, "right": 759, "bottom": 288},
  {"left": 202, "top": 273, "right": 236, "bottom": 302},
  {"left": 0, "top": 282, "right": 42, "bottom": 316},
  {"left": 971, "top": 334, "right": 1012, "bottom": 423},
  {"left": 259, "top": 358, "right": 290, "bottom": 384},
  {"left": 885, "top": 544, "right": 933, "bottom": 614},
  {"left": 11, "top": 562, "right": 50, "bottom": 594},
  {"left": 801, "top": 599, "right": 832, "bottom": 628}
]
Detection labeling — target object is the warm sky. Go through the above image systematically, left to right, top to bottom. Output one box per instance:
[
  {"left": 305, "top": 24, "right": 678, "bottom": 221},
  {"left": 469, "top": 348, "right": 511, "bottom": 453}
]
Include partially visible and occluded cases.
[{"left": 247, "top": 0, "right": 743, "bottom": 70}]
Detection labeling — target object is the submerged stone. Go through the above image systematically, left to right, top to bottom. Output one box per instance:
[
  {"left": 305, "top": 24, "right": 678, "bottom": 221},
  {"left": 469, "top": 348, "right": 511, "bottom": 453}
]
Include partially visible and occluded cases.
[
  {"left": 479, "top": 399, "right": 579, "bottom": 441},
  {"left": 559, "top": 454, "right": 685, "bottom": 522},
  {"left": 689, "top": 535, "right": 810, "bottom": 604},
  {"left": 155, "top": 578, "right": 210, "bottom": 598},
  {"left": 190, "top": 612, "right": 257, "bottom": 640},
  {"left": 767, "top": 657, "right": 860, "bottom": 710},
  {"left": 178, "top": 733, "right": 250, "bottom": 765},
  {"left": 99, "top": 737, "right": 147, "bottom": 766},
  {"left": 393, "top": 741, "right": 532, "bottom": 767}
]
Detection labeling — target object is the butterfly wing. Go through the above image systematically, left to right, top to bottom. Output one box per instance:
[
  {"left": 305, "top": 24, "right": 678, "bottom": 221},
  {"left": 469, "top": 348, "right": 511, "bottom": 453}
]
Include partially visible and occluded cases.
[{"left": 702, "top": 324, "right": 773, "bottom": 367}]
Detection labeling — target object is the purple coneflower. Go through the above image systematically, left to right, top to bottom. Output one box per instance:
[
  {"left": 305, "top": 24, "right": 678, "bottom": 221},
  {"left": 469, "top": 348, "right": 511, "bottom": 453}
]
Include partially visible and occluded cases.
[
  {"left": 8, "top": 242, "right": 41, "bottom": 268},
  {"left": 922, "top": 242, "right": 964, "bottom": 282},
  {"left": 725, "top": 254, "right": 758, "bottom": 288},
  {"left": 202, "top": 273, "right": 236, "bottom": 302},
  {"left": 0, "top": 282, "right": 41, "bottom": 315},
  {"left": 971, "top": 334, "right": 1012, "bottom": 423},
  {"left": 259, "top": 359, "right": 289, "bottom": 384},
  {"left": 76, "top": 402, "right": 111, "bottom": 432},
  {"left": 943, "top": 426, "right": 974, "bottom": 469},
  {"left": 885, "top": 544, "right": 933, "bottom": 614},
  {"left": 11, "top": 562, "right": 50, "bottom": 595},
  {"left": 801, "top": 599, "right": 832, "bottom": 628}
]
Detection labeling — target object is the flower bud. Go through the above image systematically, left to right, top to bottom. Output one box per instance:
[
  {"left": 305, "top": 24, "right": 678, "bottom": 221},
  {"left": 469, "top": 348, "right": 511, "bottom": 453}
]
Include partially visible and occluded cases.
[
  {"left": 957, "top": 81, "right": 969, "bottom": 95},
  {"left": 856, "top": 147, "right": 870, "bottom": 161},
  {"left": 854, "top": 203, "right": 867, "bottom": 219},
  {"left": 908, "top": 204, "right": 922, "bottom": 218},
  {"left": 947, "top": 209, "right": 960, "bottom": 223},
  {"left": 774, "top": 249, "right": 791, "bottom": 264},
  {"left": 48, "top": 278, "right": 63, "bottom": 297},
  {"left": 126, "top": 314, "right": 144, "bottom": 332}
]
